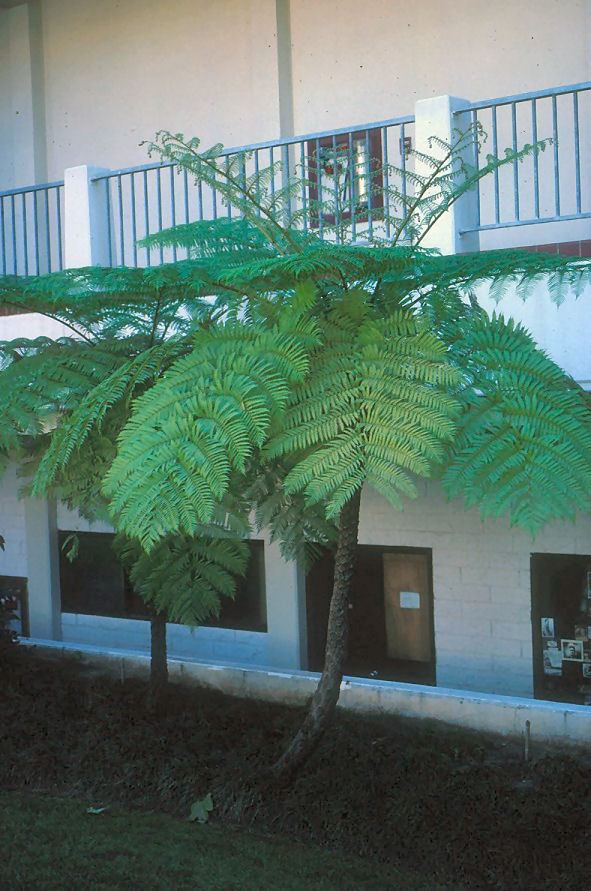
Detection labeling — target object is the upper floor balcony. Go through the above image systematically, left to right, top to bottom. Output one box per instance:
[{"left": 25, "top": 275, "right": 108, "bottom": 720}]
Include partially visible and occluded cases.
[{"left": 1, "top": 80, "right": 591, "bottom": 279}]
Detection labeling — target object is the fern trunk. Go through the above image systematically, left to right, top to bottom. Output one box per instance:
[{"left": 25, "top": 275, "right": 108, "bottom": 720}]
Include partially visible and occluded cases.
[
  {"left": 270, "top": 490, "right": 361, "bottom": 783},
  {"left": 149, "top": 611, "right": 168, "bottom": 697}
]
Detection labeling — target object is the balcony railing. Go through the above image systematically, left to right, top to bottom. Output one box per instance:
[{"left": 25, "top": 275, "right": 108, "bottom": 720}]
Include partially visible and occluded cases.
[
  {"left": 1, "top": 80, "right": 590, "bottom": 276},
  {"left": 464, "top": 81, "right": 591, "bottom": 233},
  {"left": 91, "top": 114, "right": 415, "bottom": 268},
  {"left": 0, "top": 180, "right": 64, "bottom": 276}
]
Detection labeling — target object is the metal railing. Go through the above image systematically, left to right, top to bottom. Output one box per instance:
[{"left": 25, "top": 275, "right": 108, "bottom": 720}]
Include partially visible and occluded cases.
[
  {"left": 2, "top": 81, "right": 591, "bottom": 275},
  {"left": 463, "top": 81, "right": 591, "bottom": 233},
  {"left": 91, "top": 115, "right": 415, "bottom": 267},
  {"left": 0, "top": 180, "right": 64, "bottom": 276}
]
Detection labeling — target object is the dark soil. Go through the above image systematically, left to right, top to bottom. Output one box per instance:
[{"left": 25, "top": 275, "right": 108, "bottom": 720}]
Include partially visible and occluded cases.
[{"left": 1, "top": 645, "right": 590, "bottom": 890}]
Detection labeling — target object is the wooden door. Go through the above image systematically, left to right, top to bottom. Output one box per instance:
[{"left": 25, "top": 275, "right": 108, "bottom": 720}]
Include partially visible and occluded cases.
[{"left": 383, "top": 552, "right": 432, "bottom": 662}]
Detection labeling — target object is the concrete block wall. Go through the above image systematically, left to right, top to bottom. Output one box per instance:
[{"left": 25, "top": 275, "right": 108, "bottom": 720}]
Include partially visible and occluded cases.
[
  {"left": 0, "top": 463, "right": 27, "bottom": 578},
  {"left": 360, "top": 482, "right": 591, "bottom": 698},
  {"left": 61, "top": 613, "right": 268, "bottom": 667}
]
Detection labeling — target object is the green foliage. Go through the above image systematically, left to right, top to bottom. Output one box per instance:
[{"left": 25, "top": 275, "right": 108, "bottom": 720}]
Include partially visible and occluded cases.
[
  {"left": 0, "top": 124, "right": 590, "bottom": 637},
  {"left": 440, "top": 312, "right": 591, "bottom": 531},
  {"left": 115, "top": 534, "right": 249, "bottom": 625},
  {"left": 188, "top": 793, "right": 214, "bottom": 823}
]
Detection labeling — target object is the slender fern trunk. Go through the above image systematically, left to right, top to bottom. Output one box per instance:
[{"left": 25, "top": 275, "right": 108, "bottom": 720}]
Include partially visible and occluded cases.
[
  {"left": 270, "top": 490, "right": 361, "bottom": 783},
  {"left": 149, "top": 611, "right": 168, "bottom": 699}
]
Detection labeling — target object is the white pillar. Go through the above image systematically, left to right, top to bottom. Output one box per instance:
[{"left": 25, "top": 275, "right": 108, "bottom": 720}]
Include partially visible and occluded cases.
[
  {"left": 414, "top": 95, "right": 480, "bottom": 255},
  {"left": 64, "top": 165, "right": 111, "bottom": 268},
  {"left": 24, "top": 498, "right": 61, "bottom": 640},
  {"left": 264, "top": 540, "right": 307, "bottom": 670}
]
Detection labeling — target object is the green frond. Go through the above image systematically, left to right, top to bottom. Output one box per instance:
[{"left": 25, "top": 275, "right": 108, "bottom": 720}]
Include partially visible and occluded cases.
[
  {"left": 104, "top": 312, "right": 317, "bottom": 547},
  {"left": 441, "top": 313, "right": 591, "bottom": 532},
  {"left": 115, "top": 533, "right": 250, "bottom": 625}
]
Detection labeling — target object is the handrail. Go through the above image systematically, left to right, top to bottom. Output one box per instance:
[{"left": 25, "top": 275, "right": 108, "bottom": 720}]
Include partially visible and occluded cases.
[
  {"left": 460, "top": 79, "right": 591, "bottom": 113},
  {"left": 90, "top": 113, "right": 416, "bottom": 182},
  {"left": 0, "top": 179, "right": 64, "bottom": 198}
]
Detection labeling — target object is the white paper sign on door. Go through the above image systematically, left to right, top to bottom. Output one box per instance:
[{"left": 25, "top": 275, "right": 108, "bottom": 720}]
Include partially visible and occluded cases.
[{"left": 400, "top": 591, "right": 421, "bottom": 609}]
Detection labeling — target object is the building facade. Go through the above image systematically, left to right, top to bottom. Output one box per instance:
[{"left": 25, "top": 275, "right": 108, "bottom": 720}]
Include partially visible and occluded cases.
[{"left": 2, "top": 0, "right": 591, "bottom": 704}]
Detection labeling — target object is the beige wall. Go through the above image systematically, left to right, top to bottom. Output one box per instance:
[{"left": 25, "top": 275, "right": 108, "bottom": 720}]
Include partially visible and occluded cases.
[
  {"left": 2, "top": 0, "right": 591, "bottom": 189},
  {"left": 5, "top": 0, "right": 282, "bottom": 183},
  {"left": 289, "top": 0, "right": 591, "bottom": 131}
]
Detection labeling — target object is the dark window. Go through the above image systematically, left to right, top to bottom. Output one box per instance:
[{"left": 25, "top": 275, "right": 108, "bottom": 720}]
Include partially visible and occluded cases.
[
  {"left": 307, "top": 128, "right": 383, "bottom": 227},
  {"left": 58, "top": 531, "right": 147, "bottom": 619},
  {"left": 58, "top": 532, "right": 267, "bottom": 631},
  {"left": 531, "top": 553, "right": 591, "bottom": 705}
]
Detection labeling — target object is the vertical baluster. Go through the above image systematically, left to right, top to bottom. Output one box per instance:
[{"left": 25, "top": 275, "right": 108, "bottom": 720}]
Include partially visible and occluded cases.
[
  {"left": 573, "top": 92, "right": 581, "bottom": 215},
  {"left": 552, "top": 94, "right": 560, "bottom": 216},
  {"left": 531, "top": 99, "right": 540, "bottom": 219},
  {"left": 511, "top": 102, "right": 520, "bottom": 221},
  {"left": 492, "top": 108, "right": 500, "bottom": 224},
  {"left": 471, "top": 110, "right": 480, "bottom": 230},
  {"left": 400, "top": 123, "right": 407, "bottom": 240},
  {"left": 382, "top": 126, "right": 390, "bottom": 240},
  {"left": 365, "top": 129, "right": 373, "bottom": 239},
  {"left": 348, "top": 131, "right": 356, "bottom": 241},
  {"left": 332, "top": 134, "right": 339, "bottom": 242},
  {"left": 315, "top": 138, "right": 323, "bottom": 238},
  {"left": 299, "top": 141, "right": 307, "bottom": 231},
  {"left": 282, "top": 143, "right": 292, "bottom": 225},
  {"left": 270, "top": 145, "right": 275, "bottom": 207},
  {"left": 255, "top": 149, "right": 262, "bottom": 217},
  {"left": 240, "top": 154, "right": 247, "bottom": 219},
  {"left": 225, "top": 155, "right": 232, "bottom": 219},
  {"left": 212, "top": 163, "right": 218, "bottom": 220},
  {"left": 170, "top": 165, "right": 177, "bottom": 262},
  {"left": 157, "top": 167, "right": 164, "bottom": 263},
  {"left": 183, "top": 168, "right": 189, "bottom": 261},
  {"left": 183, "top": 169, "right": 189, "bottom": 223},
  {"left": 143, "top": 170, "right": 150, "bottom": 267},
  {"left": 130, "top": 173, "right": 137, "bottom": 267},
  {"left": 117, "top": 174, "right": 125, "bottom": 265},
  {"left": 197, "top": 179, "right": 203, "bottom": 221},
  {"left": 105, "top": 180, "right": 113, "bottom": 267},
  {"left": 56, "top": 186, "right": 63, "bottom": 271},
  {"left": 44, "top": 189, "right": 51, "bottom": 273},
  {"left": 34, "top": 192, "right": 41, "bottom": 275},
  {"left": 22, "top": 193, "right": 29, "bottom": 276},
  {"left": 11, "top": 195, "right": 17, "bottom": 274},
  {"left": 0, "top": 197, "right": 5, "bottom": 275}
]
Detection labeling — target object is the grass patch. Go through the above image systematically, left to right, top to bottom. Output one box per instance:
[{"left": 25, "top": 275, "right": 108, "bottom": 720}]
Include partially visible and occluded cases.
[
  {"left": 2, "top": 646, "right": 590, "bottom": 889},
  {"left": 1, "top": 791, "right": 451, "bottom": 890}
]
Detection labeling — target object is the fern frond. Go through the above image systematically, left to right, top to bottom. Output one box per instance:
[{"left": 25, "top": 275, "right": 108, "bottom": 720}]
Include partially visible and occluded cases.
[{"left": 115, "top": 533, "right": 250, "bottom": 625}]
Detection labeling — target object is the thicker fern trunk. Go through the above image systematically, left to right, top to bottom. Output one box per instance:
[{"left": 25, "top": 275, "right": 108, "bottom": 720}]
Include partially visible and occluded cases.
[
  {"left": 269, "top": 490, "right": 361, "bottom": 783},
  {"left": 149, "top": 611, "right": 168, "bottom": 697}
]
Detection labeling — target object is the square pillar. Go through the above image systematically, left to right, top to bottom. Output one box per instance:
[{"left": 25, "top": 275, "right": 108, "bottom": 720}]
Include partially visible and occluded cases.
[
  {"left": 414, "top": 95, "right": 480, "bottom": 255},
  {"left": 64, "top": 165, "right": 111, "bottom": 268},
  {"left": 24, "top": 498, "right": 61, "bottom": 640},
  {"left": 264, "top": 539, "right": 307, "bottom": 670}
]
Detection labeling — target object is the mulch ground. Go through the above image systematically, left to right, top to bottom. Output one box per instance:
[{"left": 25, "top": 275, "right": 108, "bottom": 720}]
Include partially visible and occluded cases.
[{"left": 2, "top": 644, "right": 590, "bottom": 890}]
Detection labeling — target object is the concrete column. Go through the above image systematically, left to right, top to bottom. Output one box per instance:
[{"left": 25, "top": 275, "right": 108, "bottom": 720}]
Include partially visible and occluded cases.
[
  {"left": 275, "top": 0, "right": 295, "bottom": 139},
  {"left": 0, "top": 1, "right": 47, "bottom": 190},
  {"left": 414, "top": 95, "right": 480, "bottom": 255},
  {"left": 64, "top": 165, "right": 111, "bottom": 268},
  {"left": 24, "top": 498, "right": 61, "bottom": 640},
  {"left": 264, "top": 539, "right": 307, "bottom": 670}
]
